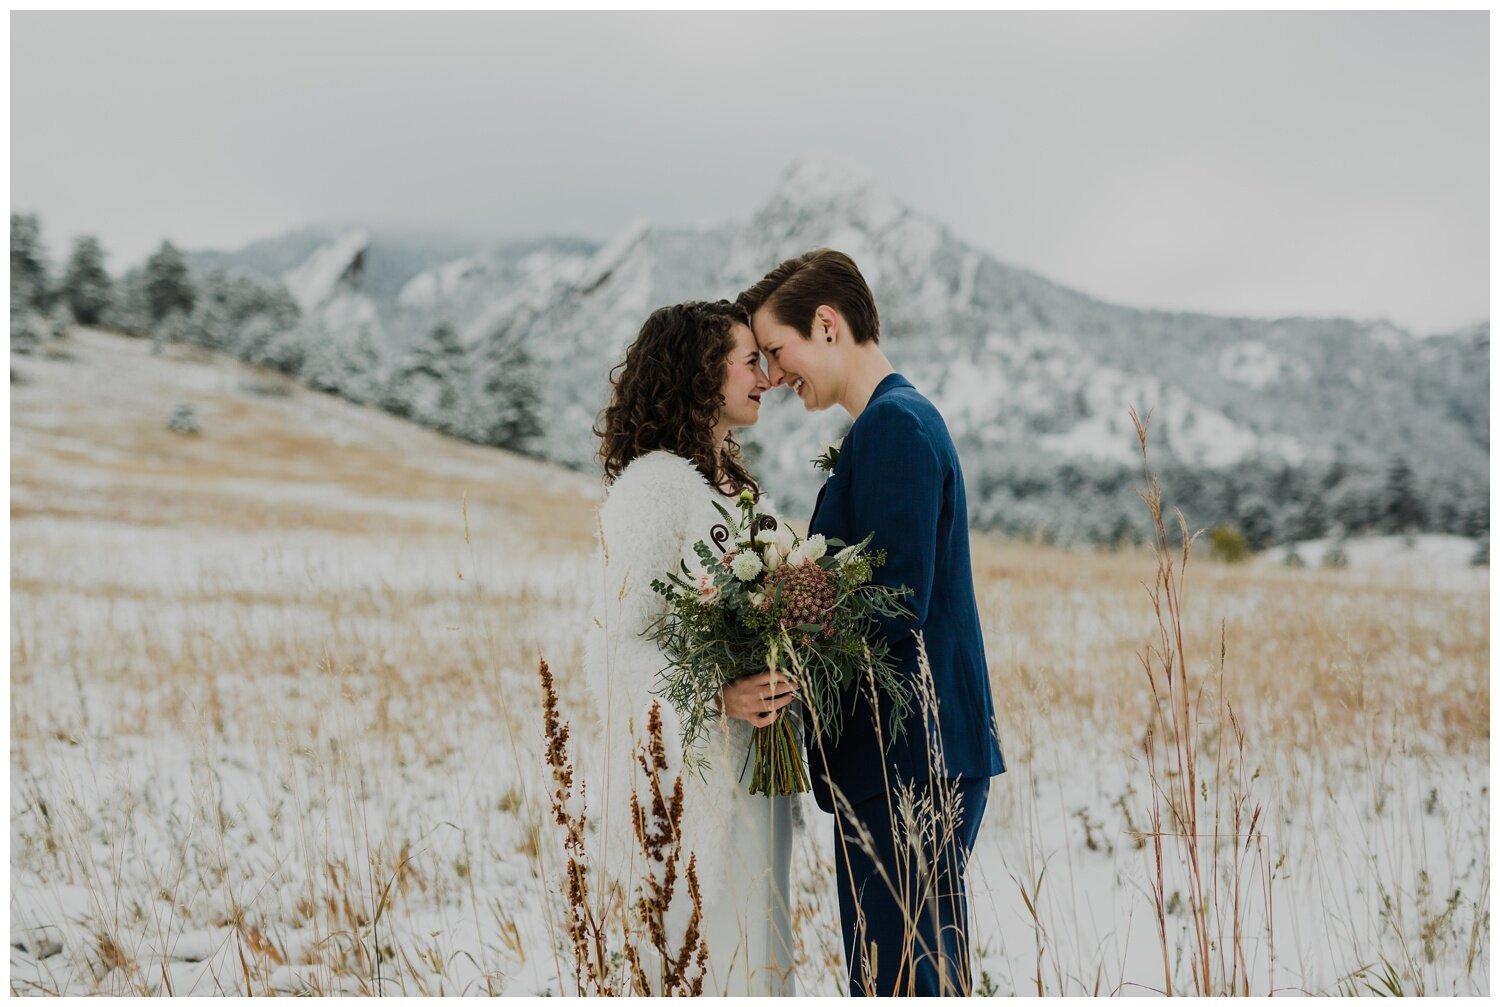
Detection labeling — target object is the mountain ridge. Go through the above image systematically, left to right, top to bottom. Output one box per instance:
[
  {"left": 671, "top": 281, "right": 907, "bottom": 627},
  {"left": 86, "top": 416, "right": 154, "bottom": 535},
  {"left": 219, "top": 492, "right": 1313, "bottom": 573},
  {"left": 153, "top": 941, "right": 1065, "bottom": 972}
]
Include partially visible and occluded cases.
[{"left": 183, "top": 155, "right": 1488, "bottom": 544}]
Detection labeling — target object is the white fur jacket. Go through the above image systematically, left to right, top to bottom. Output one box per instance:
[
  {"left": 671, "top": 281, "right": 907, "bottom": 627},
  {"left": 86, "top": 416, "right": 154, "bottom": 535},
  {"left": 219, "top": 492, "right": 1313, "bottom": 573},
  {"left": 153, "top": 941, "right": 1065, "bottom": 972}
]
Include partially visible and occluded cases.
[{"left": 580, "top": 450, "right": 768, "bottom": 904}]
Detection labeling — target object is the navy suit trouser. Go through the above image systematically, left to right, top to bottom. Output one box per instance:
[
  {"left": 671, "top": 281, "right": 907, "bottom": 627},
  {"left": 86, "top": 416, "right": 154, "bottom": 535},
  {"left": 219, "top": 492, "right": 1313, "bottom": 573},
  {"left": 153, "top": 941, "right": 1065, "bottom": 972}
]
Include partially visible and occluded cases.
[{"left": 833, "top": 776, "right": 989, "bottom": 996}]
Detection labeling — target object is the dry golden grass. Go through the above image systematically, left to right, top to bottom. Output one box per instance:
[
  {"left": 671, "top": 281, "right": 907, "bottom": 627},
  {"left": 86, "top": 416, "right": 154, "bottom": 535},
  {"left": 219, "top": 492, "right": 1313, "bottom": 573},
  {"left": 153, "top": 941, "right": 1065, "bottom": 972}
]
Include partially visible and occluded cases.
[
  {"left": 9, "top": 328, "right": 1488, "bottom": 995},
  {"left": 971, "top": 536, "right": 1488, "bottom": 757}
]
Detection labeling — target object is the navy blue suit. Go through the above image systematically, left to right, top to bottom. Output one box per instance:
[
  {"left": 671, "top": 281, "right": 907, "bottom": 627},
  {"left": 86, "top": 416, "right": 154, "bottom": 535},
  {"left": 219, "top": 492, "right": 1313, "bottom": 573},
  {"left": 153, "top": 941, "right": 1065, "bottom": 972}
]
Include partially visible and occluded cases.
[{"left": 807, "top": 372, "right": 1005, "bottom": 995}]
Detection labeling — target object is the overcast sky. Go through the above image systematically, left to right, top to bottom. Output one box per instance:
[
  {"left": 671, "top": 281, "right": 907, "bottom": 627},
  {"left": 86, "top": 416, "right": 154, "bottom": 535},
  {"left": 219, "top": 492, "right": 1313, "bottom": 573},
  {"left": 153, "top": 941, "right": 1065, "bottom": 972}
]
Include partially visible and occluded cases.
[{"left": 10, "top": 11, "right": 1488, "bottom": 333}]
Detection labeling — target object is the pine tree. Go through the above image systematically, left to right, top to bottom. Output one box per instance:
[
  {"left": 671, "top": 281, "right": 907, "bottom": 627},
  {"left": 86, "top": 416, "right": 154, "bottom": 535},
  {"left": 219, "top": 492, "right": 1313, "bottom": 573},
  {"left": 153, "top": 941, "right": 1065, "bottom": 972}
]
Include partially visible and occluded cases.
[
  {"left": 10, "top": 213, "right": 49, "bottom": 318},
  {"left": 61, "top": 236, "right": 113, "bottom": 325},
  {"left": 144, "top": 241, "right": 195, "bottom": 323},
  {"left": 107, "top": 266, "right": 155, "bottom": 335},
  {"left": 181, "top": 267, "right": 235, "bottom": 349},
  {"left": 218, "top": 270, "right": 301, "bottom": 364},
  {"left": 301, "top": 316, "right": 385, "bottom": 404},
  {"left": 469, "top": 320, "right": 541, "bottom": 450},
  {"left": 384, "top": 322, "right": 469, "bottom": 431},
  {"left": 1382, "top": 456, "right": 1424, "bottom": 535},
  {"left": 1330, "top": 479, "right": 1378, "bottom": 535},
  {"left": 1287, "top": 493, "right": 1329, "bottom": 542},
  {"left": 1236, "top": 494, "right": 1276, "bottom": 551}
]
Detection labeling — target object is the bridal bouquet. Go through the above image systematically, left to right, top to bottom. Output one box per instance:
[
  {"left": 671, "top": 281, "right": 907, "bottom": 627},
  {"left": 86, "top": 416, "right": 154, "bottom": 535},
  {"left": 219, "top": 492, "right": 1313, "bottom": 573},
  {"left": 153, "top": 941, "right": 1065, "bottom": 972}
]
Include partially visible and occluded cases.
[{"left": 647, "top": 489, "right": 914, "bottom": 796}]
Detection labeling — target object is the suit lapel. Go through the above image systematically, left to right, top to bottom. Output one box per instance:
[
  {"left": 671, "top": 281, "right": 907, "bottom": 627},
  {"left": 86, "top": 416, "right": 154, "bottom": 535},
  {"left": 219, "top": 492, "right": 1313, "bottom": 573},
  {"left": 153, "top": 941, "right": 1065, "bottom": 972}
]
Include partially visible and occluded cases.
[{"left": 810, "top": 481, "right": 829, "bottom": 529}]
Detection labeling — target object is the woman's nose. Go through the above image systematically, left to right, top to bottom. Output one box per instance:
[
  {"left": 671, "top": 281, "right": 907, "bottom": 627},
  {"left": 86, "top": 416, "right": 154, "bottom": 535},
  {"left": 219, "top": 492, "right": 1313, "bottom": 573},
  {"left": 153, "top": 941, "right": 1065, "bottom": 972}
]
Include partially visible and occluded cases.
[{"left": 765, "top": 359, "right": 785, "bottom": 386}]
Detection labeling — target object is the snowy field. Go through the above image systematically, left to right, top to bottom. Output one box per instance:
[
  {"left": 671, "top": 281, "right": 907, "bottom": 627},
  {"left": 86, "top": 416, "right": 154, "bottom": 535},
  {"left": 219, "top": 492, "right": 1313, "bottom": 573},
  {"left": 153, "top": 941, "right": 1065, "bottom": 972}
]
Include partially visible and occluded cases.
[{"left": 9, "top": 329, "right": 1489, "bottom": 995}]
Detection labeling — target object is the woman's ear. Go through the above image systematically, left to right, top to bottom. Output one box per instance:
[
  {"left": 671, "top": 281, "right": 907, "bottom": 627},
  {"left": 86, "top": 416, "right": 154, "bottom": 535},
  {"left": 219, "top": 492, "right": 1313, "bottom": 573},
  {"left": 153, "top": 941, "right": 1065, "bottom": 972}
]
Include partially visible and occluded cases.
[{"left": 815, "top": 305, "right": 837, "bottom": 343}]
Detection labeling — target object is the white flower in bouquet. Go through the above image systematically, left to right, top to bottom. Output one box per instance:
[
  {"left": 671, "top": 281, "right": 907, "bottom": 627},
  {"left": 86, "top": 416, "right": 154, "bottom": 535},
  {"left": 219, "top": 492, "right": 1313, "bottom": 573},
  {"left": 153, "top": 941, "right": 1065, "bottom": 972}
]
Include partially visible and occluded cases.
[
  {"left": 755, "top": 524, "right": 795, "bottom": 571},
  {"left": 787, "top": 534, "right": 827, "bottom": 568},
  {"left": 803, "top": 534, "right": 828, "bottom": 562},
  {"left": 833, "top": 543, "right": 861, "bottom": 565},
  {"left": 730, "top": 551, "right": 764, "bottom": 581},
  {"left": 749, "top": 591, "right": 767, "bottom": 608}
]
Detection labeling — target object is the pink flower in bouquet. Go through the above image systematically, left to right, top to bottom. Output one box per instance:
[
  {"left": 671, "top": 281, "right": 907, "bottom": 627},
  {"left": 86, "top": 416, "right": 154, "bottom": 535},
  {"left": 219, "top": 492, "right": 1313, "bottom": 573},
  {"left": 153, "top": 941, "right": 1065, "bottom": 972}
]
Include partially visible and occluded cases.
[{"left": 694, "top": 570, "right": 720, "bottom": 604}]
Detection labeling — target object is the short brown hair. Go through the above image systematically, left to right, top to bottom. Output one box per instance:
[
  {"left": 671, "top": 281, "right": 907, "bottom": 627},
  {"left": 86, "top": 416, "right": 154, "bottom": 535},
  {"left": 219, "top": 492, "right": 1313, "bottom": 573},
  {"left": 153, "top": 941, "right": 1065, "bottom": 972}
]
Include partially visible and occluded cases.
[{"left": 737, "top": 248, "right": 880, "bottom": 345}]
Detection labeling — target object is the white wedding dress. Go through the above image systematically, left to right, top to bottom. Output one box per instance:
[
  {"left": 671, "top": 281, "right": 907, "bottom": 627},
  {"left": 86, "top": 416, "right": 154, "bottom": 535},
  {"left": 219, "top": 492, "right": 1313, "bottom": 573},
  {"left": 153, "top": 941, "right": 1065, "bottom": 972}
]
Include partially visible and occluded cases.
[{"left": 582, "top": 450, "right": 796, "bottom": 996}]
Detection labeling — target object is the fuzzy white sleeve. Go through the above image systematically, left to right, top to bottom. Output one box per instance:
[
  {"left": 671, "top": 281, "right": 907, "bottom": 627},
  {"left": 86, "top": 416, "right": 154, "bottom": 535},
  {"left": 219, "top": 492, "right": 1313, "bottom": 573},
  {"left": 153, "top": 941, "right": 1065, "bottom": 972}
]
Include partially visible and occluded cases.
[
  {"left": 580, "top": 460, "right": 769, "bottom": 918},
  {"left": 596, "top": 461, "right": 699, "bottom": 712},
  {"left": 581, "top": 463, "right": 695, "bottom": 889}
]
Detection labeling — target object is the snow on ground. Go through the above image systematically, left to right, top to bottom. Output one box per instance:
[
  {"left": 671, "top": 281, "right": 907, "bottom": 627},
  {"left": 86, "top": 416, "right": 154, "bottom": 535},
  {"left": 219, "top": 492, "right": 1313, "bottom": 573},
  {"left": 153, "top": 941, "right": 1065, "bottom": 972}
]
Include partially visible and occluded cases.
[
  {"left": 9, "top": 329, "right": 1489, "bottom": 995},
  {"left": 1260, "top": 533, "right": 1487, "bottom": 587}
]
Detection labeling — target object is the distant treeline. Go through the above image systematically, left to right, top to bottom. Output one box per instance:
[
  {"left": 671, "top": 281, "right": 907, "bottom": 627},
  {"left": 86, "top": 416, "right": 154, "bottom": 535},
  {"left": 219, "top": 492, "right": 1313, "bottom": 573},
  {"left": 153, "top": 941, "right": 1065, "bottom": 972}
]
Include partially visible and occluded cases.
[
  {"left": 10, "top": 213, "right": 540, "bottom": 453},
  {"left": 965, "top": 451, "right": 1487, "bottom": 552}
]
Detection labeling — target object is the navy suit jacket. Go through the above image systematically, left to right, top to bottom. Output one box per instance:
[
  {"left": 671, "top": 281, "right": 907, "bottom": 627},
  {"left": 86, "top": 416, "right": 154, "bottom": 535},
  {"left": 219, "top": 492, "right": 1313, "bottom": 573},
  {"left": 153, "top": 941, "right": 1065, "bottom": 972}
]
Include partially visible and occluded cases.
[{"left": 806, "top": 373, "right": 1005, "bottom": 813}]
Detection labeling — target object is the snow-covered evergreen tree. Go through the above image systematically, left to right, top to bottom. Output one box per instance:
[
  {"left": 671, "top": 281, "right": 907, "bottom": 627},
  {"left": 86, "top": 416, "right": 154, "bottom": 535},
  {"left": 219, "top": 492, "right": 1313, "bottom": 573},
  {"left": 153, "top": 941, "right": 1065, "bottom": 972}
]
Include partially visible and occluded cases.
[
  {"left": 10, "top": 213, "right": 50, "bottom": 318},
  {"left": 60, "top": 236, "right": 112, "bottom": 325},
  {"left": 144, "top": 241, "right": 195, "bottom": 323},
  {"left": 105, "top": 266, "right": 155, "bottom": 335},
  {"left": 179, "top": 268, "right": 235, "bottom": 349},
  {"left": 215, "top": 270, "right": 302, "bottom": 368},
  {"left": 9, "top": 312, "right": 51, "bottom": 355},
  {"left": 300, "top": 316, "right": 385, "bottom": 404},
  {"left": 242, "top": 317, "right": 306, "bottom": 374},
  {"left": 467, "top": 320, "right": 541, "bottom": 451},
  {"left": 383, "top": 322, "right": 468, "bottom": 432},
  {"left": 166, "top": 403, "right": 201, "bottom": 435},
  {"left": 1382, "top": 455, "right": 1424, "bottom": 534},
  {"left": 1330, "top": 478, "right": 1380, "bottom": 535},
  {"left": 1235, "top": 493, "right": 1276, "bottom": 551},
  {"left": 1287, "top": 493, "right": 1329, "bottom": 542}
]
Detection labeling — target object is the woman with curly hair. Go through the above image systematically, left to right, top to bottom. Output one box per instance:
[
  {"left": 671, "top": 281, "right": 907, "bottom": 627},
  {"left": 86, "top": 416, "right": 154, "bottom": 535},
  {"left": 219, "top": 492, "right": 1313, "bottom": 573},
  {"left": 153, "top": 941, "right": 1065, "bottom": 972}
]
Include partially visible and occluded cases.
[{"left": 584, "top": 299, "right": 797, "bottom": 995}]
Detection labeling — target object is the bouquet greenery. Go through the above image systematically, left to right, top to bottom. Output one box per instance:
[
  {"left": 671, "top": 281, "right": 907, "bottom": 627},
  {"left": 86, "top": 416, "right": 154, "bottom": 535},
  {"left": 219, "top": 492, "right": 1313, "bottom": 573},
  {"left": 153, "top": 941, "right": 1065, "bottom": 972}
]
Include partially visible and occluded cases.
[{"left": 647, "top": 489, "right": 914, "bottom": 796}]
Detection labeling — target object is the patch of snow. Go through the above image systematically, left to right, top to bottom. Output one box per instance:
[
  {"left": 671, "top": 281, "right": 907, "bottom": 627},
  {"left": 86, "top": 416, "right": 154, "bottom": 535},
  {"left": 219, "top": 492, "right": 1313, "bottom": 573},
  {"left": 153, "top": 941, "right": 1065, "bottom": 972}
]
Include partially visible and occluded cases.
[
  {"left": 775, "top": 153, "right": 875, "bottom": 205},
  {"left": 574, "top": 218, "right": 649, "bottom": 294},
  {"left": 281, "top": 229, "right": 370, "bottom": 313},
  {"left": 396, "top": 256, "right": 484, "bottom": 308},
  {"left": 1366, "top": 321, "right": 1410, "bottom": 349},
  {"left": 1217, "top": 339, "right": 1286, "bottom": 389},
  {"left": 1043, "top": 363, "right": 1308, "bottom": 467},
  {"left": 1260, "top": 533, "right": 1486, "bottom": 584}
]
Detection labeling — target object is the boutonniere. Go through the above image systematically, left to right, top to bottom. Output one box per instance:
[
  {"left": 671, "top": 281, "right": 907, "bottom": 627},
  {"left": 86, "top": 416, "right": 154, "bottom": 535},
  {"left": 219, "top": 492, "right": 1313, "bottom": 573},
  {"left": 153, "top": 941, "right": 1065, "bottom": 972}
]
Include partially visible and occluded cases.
[{"left": 812, "top": 438, "right": 843, "bottom": 475}]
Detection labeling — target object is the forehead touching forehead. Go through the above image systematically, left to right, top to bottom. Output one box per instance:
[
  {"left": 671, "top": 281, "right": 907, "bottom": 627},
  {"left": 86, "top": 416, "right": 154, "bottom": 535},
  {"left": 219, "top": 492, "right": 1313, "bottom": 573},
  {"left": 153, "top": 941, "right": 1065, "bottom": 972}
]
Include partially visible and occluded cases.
[
  {"left": 749, "top": 305, "right": 796, "bottom": 346},
  {"left": 730, "top": 321, "right": 757, "bottom": 351}
]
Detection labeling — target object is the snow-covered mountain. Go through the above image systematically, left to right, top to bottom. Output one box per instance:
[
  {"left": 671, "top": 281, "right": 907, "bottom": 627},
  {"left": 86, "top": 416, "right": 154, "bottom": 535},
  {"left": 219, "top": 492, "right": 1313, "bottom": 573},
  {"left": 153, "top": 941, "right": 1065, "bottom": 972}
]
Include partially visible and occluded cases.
[{"left": 196, "top": 156, "right": 1488, "bottom": 542}]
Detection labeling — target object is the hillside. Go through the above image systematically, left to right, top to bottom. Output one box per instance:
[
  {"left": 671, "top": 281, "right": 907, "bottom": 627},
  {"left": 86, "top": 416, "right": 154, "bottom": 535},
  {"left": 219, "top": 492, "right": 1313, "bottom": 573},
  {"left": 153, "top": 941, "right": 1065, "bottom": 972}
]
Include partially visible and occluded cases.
[{"left": 10, "top": 326, "right": 1487, "bottom": 995}]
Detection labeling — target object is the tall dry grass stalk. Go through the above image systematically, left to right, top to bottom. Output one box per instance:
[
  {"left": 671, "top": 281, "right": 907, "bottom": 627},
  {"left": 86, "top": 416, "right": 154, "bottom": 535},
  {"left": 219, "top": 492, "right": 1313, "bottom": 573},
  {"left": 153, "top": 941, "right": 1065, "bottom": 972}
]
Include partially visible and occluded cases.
[
  {"left": 1130, "top": 406, "right": 1276, "bottom": 996},
  {"left": 799, "top": 633, "right": 976, "bottom": 996},
  {"left": 540, "top": 657, "right": 611, "bottom": 993},
  {"left": 540, "top": 659, "right": 706, "bottom": 996}
]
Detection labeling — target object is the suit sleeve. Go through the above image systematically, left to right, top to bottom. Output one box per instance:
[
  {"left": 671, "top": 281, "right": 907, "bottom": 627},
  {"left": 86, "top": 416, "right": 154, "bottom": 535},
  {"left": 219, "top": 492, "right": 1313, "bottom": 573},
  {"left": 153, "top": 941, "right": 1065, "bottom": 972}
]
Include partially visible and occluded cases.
[{"left": 846, "top": 405, "right": 943, "bottom": 646}]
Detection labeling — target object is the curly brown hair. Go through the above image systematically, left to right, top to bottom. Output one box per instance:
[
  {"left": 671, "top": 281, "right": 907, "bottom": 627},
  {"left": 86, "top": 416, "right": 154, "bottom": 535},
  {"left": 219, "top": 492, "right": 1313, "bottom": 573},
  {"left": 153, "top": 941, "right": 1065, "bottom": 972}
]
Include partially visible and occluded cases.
[{"left": 595, "top": 300, "right": 760, "bottom": 497}]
